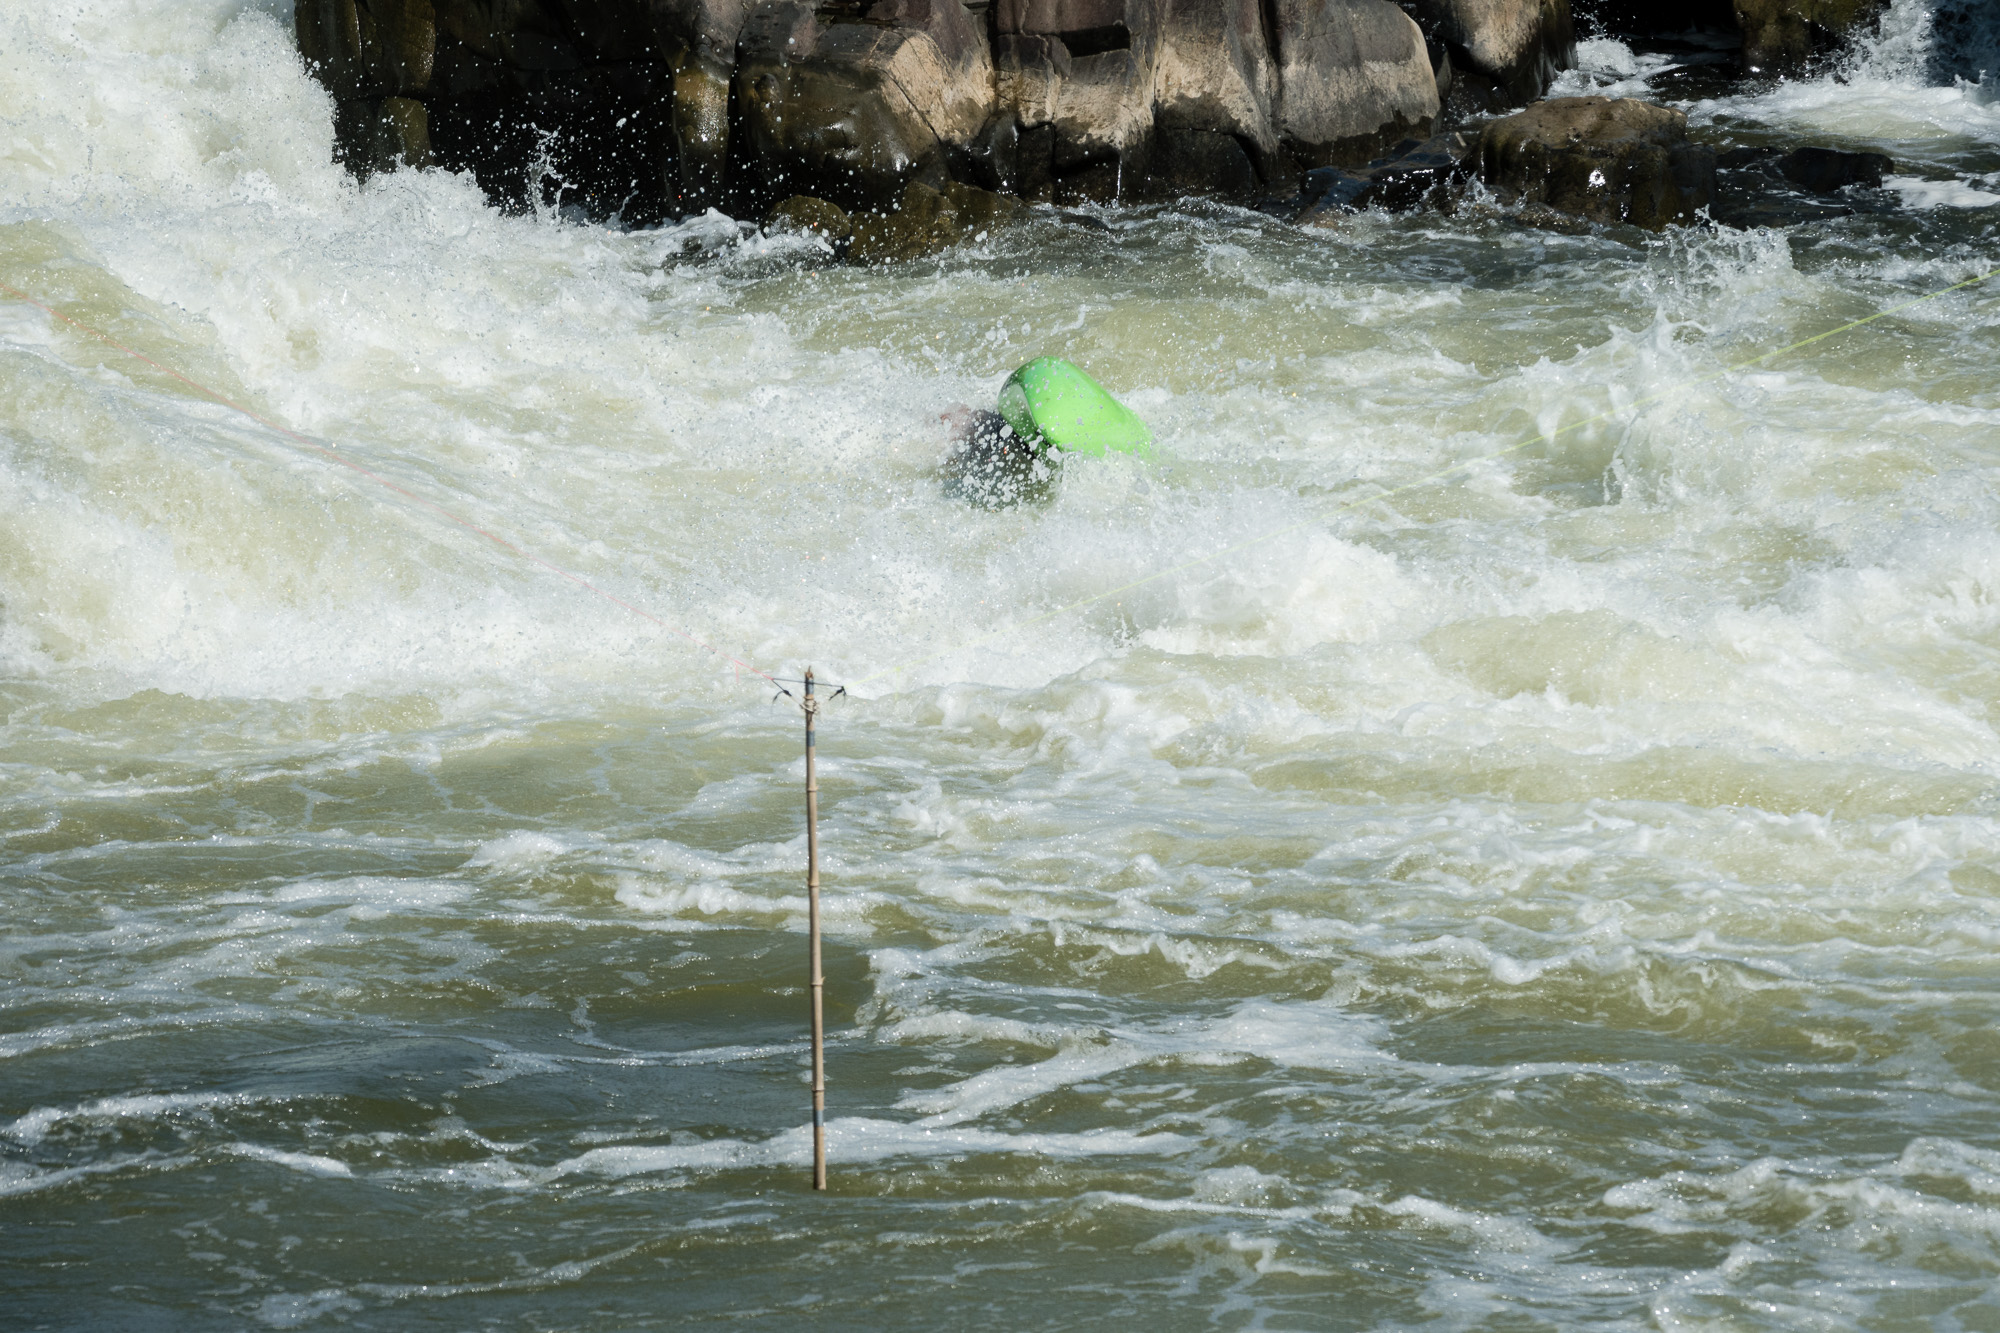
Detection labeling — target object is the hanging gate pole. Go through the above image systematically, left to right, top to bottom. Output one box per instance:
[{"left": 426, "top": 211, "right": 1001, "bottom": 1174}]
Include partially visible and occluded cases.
[{"left": 803, "top": 669, "right": 827, "bottom": 1191}]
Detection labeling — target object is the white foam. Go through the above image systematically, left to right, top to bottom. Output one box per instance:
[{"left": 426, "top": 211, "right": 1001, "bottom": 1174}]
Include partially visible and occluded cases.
[
  {"left": 1886, "top": 173, "right": 2000, "bottom": 207},
  {"left": 466, "top": 830, "right": 577, "bottom": 868},
  {"left": 890, "top": 998, "right": 1389, "bottom": 1125},
  {"left": 3, "top": 1090, "right": 253, "bottom": 1145},
  {"left": 550, "top": 1117, "right": 1193, "bottom": 1179},
  {"left": 226, "top": 1143, "right": 354, "bottom": 1178}
]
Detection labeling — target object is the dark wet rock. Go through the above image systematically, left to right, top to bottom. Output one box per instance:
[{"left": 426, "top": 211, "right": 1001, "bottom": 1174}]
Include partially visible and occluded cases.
[
  {"left": 297, "top": 0, "right": 436, "bottom": 100},
  {"left": 298, "top": 0, "right": 440, "bottom": 176},
  {"left": 1403, "top": 0, "right": 1574, "bottom": 103},
  {"left": 1571, "top": 0, "right": 1738, "bottom": 38},
  {"left": 1732, "top": 0, "right": 1885, "bottom": 71},
  {"left": 665, "top": 57, "right": 732, "bottom": 214},
  {"left": 378, "top": 95, "right": 435, "bottom": 168},
  {"left": 1474, "top": 95, "right": 1715, "bottom": 229},
  {"left": 1147, "top": 122, "right": 1264, "bottom": 199},
  {"left": 1294, "top": 129, "right": 1471, "bottom": 220},
  {"left": 1708, "top": 142, "right": 1892, "bottom": 228},
  {"left": 1777, "top": 145, "right": 1892, "bottom": 192},
  {"left": 942, "top": 179, "right": 1033, "bottom": 233},
  {"left": 847, "top": 189, "right": 956, "bottom": 265},
  {"left": 1712, "top": 194, "right": 1855, "bottom": 227}
]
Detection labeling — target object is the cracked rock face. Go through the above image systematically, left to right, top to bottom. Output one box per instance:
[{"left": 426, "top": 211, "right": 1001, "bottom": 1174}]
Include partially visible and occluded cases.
[
  {"left": 299, "top": 0, "right": 1516, "bottom": 218},
  {"left": 732, "top": 0, "right": 997, "bottom": 214},
  {"left": 1474, "top": 95, "right": 1716, "bottom": 230}
]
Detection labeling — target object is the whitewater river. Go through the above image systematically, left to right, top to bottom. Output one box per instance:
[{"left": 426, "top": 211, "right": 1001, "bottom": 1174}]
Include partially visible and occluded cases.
[{"left": 5, "top": 1, "right": 2000, "bottom": 1326}]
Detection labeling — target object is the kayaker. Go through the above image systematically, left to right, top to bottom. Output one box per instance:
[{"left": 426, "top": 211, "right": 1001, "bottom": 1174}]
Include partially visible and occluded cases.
[{"left": 942, "top": 358, "right": 1151, "bottom": 508}]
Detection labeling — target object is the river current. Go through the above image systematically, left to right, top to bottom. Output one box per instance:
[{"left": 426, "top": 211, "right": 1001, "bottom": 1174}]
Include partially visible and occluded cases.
[{"left": 5, "top": 1, "right": 2000, "bottom": 1327}]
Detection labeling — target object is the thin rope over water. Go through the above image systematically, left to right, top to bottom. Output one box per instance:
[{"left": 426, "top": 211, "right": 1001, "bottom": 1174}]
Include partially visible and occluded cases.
[
  {"left": 849, "top": 259, "right": 2000, "bottom": 687},
  {"left": 0, "top": 278, "right": 791, "bottom": 695}
]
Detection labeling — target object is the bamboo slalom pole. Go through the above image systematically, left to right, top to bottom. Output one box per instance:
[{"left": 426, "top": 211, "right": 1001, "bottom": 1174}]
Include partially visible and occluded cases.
[{"left": 803, "top": 668, "right": 827, "bottom": 1190}]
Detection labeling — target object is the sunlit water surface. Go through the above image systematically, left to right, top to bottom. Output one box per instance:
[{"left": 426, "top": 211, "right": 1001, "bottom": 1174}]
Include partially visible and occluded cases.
[{"left": 5, "top": 1, "right": 2000, "bottom": 1327}]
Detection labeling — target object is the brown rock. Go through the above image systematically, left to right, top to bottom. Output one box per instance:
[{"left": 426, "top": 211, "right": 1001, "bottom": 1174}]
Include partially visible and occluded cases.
[
  {"left": 330, "top": 94, "right": 435, "bottom": 175},
  {"left": 1474, "top": 95, "right": 1715, "bottom": 230},
  {"left": 380, "top": 96, "right": 436, "bottom": 167},
  {"left": 845, "top": 180, "right": 1027, "bottom": 262},
  {"left": 941, "top": 180, "right": 1030, "bottom": 234},
  {"left": 848, "top": 181, "right": 963, "bottom": 262}
]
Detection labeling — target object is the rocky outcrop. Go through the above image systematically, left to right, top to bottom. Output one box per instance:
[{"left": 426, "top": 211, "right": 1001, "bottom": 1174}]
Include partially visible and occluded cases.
[
  {"left": 299, "top": 0, "right": 1501, "bottom": 223},
  {"left": 995, "top": 0, "right": 1163, "bottom": 199},
  {"left": 1404, "top": 0, "right": 1573, "bottom": 104},
  {"left": 1473, "top": 95, "right": 1714, "bottom": 229}
]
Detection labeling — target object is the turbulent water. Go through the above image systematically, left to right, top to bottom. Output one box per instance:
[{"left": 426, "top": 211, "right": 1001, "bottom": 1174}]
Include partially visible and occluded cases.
[{"left": 5, "top": 1, "right": 2000, "bottom": 1327}]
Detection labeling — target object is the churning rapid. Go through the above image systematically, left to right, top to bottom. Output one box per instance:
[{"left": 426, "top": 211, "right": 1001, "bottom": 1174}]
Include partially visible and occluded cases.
[{"left": 5, "top": 0, "right": 2000, "bottom": 1327}]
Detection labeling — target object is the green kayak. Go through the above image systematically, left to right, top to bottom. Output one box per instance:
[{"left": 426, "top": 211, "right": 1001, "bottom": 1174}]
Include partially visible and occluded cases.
[{"left": 997, "top": 357, "right": 1153, "bottom": 460}]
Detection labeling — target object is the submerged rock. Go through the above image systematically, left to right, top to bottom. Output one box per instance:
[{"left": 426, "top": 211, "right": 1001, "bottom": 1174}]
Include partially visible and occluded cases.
[
  {"left": 1474, "top": 95, "right": 1715, "bottom": 230},
  {"left": 1294, "top": 130, "right": 1471, "bottom": 220},
  {"left": 1708, "top": 142, "right": 1894, "bottom": 228},
  {"left": 1777, "top": 145, "right": 1893, "bottom": 192},
  {"left": 850, "top": 182, "right": 967, "bottom": 263},
  {"left": 763, "top": 195, "right": 856, "bottom": 248}
]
